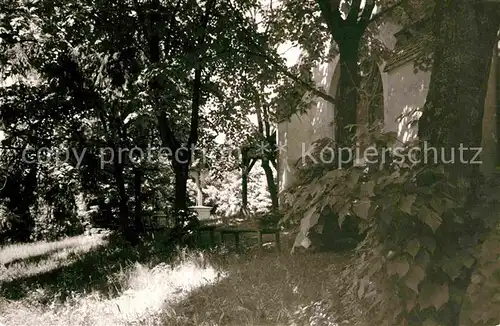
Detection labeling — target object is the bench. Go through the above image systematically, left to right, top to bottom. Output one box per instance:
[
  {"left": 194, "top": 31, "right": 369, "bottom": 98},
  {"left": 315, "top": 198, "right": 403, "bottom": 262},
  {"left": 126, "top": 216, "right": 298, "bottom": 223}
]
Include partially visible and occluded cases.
[
  {"left": 143, "top": 213, "right": 170, "bottom": 231},
  {"left": 197, "top": 225, "right": 281, "bottom": 253}
]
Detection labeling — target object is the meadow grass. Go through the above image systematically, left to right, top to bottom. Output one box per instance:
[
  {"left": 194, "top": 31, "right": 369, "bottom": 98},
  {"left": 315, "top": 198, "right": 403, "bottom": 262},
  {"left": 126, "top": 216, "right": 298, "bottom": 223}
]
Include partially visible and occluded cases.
[
  {"left": 0, "top": 232, "right": 366, "bottom": 326},
  {"left": 159, "top": 248, "right": 363, "bottom": 326}
]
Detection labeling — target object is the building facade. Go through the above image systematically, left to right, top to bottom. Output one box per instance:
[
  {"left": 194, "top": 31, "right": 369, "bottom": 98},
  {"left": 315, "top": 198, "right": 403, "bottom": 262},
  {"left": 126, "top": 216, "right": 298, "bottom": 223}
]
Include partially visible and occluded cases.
[{"left": 277, "top": 17, "right": 499, "bottom": 193}]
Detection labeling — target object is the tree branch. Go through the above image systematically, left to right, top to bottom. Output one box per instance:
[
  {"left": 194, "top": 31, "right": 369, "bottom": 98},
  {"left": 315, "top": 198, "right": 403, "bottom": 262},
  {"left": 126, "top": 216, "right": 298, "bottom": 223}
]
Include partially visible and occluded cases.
[
  {"left": 187, "top": 0, "right": 216, "bottom": 148},
  {"left": 316, "top": 0, "right": 344, "bottom": 34},
  {"left": 347, "top": 0, "right": 363, "bottom": 23},
  {"left": 359, "top": 0, "right": 377, "bottom": 29},
  {"left": 367, "top": 0, "right": 404, "bottom": 24},
  {"left": 248, "top": 49, "right": 337, "bottom": 105},
  {"left": 254, "top": 89, "right": 265, "bottom": 135},
  {"left": 158, "top": 111, "right": 180, "bottom": 150}
]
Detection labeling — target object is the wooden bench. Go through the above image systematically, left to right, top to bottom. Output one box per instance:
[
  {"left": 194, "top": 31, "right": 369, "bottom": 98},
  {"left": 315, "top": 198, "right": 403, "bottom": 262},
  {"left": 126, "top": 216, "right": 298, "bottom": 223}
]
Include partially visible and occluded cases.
[
  {"left": 142, "top": 213, "right": 171, "bottom": 232},
  {"left": 197, "top": 225, "right": 281, "bottom": 253}
]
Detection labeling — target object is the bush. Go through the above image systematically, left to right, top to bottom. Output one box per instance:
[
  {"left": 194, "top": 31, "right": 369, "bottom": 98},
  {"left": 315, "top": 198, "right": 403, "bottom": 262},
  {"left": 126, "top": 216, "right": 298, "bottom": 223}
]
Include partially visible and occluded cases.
[
  {"left": 282, "top": 127, "right": 500, "bottom": 325},
  {"left": 0, "top": 203, "right": 20, "bottom": 245}
]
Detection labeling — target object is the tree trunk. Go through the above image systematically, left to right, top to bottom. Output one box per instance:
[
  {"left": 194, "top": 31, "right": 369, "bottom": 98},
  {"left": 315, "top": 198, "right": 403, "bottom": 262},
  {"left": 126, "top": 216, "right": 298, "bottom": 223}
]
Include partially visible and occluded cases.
[
  {"left": 416, "top": 1, "right": 500, "bottom": 325},
  {"left": 419, "top": 2, "right": 499, "bottom": 158},
  {"left": 336, "top": 37, "right": 362, "bottom": 146},
  {"left": 241, "top": 148, "right": 250, "bottom": 211},
  {"left": 113, "top": 152, "right": 137, "bottom": 244},
  {"left": 171, "top": 158, "right": 200, "bottom": 245},
  {"left": 261, "top": 158, "right": 279, "bottom": 212},
  {"left": 173, "top": 161, "right": 189, "bottom": 217},
  {"left": 133, "top": 167, "right": 144, "bottom": 234},
  {"left": 242, "top": 169, "right": 248, "bottom": 210}
]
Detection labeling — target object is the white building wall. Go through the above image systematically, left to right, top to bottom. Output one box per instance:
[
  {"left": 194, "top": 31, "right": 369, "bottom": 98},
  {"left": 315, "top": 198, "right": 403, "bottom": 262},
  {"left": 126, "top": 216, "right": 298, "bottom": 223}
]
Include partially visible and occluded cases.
[
  {"left": 278, "top": 21, "right": 402, "bottom": 193},
  {"left": 278, "top": 56, "right": 339, "bottom": 191},
  {"left": 383, "top": 63, "right": 430, "bottom": 142}
]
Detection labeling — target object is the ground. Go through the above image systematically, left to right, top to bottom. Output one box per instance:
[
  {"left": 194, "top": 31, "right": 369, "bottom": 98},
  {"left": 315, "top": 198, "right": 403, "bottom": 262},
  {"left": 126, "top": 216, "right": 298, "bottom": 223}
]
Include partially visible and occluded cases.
[{"left": 0, "top": 231, "right": 368, "bottom": 326}]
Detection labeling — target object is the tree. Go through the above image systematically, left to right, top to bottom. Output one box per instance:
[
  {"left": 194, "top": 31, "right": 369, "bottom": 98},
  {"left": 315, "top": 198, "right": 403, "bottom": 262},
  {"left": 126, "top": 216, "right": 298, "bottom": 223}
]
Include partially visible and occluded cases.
[
  {"left": 266, "top": 0, "right": 407, "bottom": 144},
  {"left": 415, "top": 1, "right": 500, "bottom": 324}
]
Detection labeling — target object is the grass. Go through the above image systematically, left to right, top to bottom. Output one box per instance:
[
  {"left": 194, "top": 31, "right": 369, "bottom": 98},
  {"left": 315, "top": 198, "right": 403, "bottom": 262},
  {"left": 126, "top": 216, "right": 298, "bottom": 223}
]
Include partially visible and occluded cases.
[
  {"left": 0, "top": 231, "right": 367, "bottom": 326},
  {"left": 0, "top": 235, "right": 107, "bottom": 266},
  {"left": 0, "top": 235, "right": 108, "bottom": 283},
  {"left": 0, "top": 251, "right": 222, "bottom": 326},
  {"left": 160, "top": 251, "right": 353, "bottom": 326}
]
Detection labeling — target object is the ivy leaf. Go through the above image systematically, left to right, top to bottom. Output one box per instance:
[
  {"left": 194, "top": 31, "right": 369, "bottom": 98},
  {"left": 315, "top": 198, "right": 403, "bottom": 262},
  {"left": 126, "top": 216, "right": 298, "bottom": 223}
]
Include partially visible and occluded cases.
[
  {"left": 379, "top": 131, "right": 398, "bottom": 145},
  {"left": 345, "top": 170, "right": 360, "bottom": 189},
  {"left": 376, "top": 175, "right": 393, "bottom": 189},
  {"left": 360, "top": 181, "right": 375, "bottom": 197},
  {"left": 379, "top": 192, "right": 401, "bottom": 209},
  {"left": 329, "top": 194, "right": 338, "bottom": 207},
  {"left": 399, "top": 194, "right": 416, "bottom": 215},
  {"left": 429, "top": 197, "right": 444, "bottom": 215},
  {"left": 443, "top": 198, "right": 456, "bottom": 210},
  {"left": 352, "top": 200, "right": 371, "bottom": 219},
  {"left": 300, "top": 206, "right": 320, "bottom": 234},
  {"left": 418, "top": 206, "right": 442, "bottom": 232},
  {"left": 380, "top": 210, "right": 393, "bottom": 225},
  {"left": 293, "top": 232, "right": 311, "bottom": 249},
  {"left": 420, "top": 236, "right": 437, "bottom": 254},
  {"left": 405, "top": 239, "right": 421, "bottom": 258},
  {"left": 415, "top": 249, "right": 431, "bottom": 268},
  {"left": 460, "top": 253, "right": 475, "bottom": 268},
  {"left": 387, "top": 257, "right": 410, "bottom": 278},
  {"left": 440, "top": 257, "right": 463, "bottom": 281},
  {"left": 367, "top": 260, "right": 383, "bottom": 277},
  {"left": 404, "top": 264, "right": 426, "bottom": 293},
  {"left": 419, "top": 283, "right": 449, "bottom": 311},
  {"left": 406, "top": 298, "right": 416, "bottom": 312},
  {"left": 422, "top": 318, "right": 438, "bottom": 326}
]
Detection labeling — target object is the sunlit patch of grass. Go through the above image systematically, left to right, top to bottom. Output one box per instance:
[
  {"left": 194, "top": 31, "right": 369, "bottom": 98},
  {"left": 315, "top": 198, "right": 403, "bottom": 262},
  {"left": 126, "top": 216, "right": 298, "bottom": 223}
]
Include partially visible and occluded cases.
[
  {"left": 0, "top": 235, "right": 107, "bottom": 282},
  {"left": 0, "top": 235, "right": 107, "bottom": 266},
  {"left": 0, "top": 249, "right": 223, "bottom": 326}
]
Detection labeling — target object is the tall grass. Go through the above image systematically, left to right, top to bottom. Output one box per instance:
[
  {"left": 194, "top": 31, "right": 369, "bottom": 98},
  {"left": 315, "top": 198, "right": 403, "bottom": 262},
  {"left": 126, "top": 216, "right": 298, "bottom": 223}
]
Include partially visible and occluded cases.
[
  {"left": 0, "top": 233, "right": 369, "bottom": 326},
  {"left": 0, "top": 246, "right": 223, "bottom": 326}
]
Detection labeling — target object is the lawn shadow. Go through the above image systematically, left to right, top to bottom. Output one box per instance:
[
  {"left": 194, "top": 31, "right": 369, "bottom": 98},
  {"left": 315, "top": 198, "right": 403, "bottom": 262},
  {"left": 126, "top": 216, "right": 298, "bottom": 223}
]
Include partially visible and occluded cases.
[
  {"left": 0, "top": 232, "right": 177, "bottom": 301},
  {"left": 158, "top": 247, "right": 354, "bottom": 326},
  {"left": 2, "top": 248, "right": 62, "bottom": 269}
]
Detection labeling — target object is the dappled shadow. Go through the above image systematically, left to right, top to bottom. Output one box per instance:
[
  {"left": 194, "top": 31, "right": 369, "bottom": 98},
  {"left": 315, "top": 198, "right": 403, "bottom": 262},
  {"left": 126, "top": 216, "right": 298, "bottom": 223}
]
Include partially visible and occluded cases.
[
  {"left": 0, "top": 233, "right": 176, "bottom": 301},
  {"left": 159, "top": 246, "right": 358, "bottom": 326},
  {"left": 2, "top": 247, "right": 62, "bottom": 269}
]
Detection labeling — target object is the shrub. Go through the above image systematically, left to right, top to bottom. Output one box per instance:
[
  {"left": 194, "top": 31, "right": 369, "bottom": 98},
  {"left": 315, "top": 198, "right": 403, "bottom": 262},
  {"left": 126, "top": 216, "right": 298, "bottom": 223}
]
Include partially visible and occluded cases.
[{"left": 282, "top": 126, "right": 500, "bottom": 325}]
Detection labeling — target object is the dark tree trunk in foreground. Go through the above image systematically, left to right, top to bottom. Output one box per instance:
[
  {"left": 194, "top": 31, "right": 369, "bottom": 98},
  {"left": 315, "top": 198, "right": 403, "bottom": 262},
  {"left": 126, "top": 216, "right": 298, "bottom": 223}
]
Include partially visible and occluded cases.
[
  {"left": 317, "top": 0, "right": 375, "bottom": 144},
  {"left": 417, "top": 1, "right": 500, "bottom": 325},
  {"left": 337, "top": 40, "right": 362, "bottom": 144},
  {"left": 172, "top": 159, "right": 190, "bottom": 216}
]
